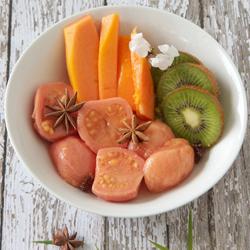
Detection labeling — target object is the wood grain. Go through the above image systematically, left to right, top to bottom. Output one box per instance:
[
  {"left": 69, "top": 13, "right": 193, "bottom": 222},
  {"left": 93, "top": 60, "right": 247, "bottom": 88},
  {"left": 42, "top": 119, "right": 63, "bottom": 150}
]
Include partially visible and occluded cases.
[
  {"left": 0, "top": 0, "right": 10, "bottom": 240},
  {"left": 1, "top": 0, "right": 249, "bottom": 249},
  {"left": 202, "top": 0, "right": 250, "bottom": 249},
  {"left": 2, "top": 1, "right": 105, "bottom": 250},
  {"left": 105, "top": 1, "right": 213, "bottom": 250},
  {"left": 162, "top": 1, "right": 215, "bottom": 248},
  {"left": 161, "top": 2, "right": 213, "bottom": 249},
  {"left": 104, "top": 3, "right": 169, "bottom": 249}
]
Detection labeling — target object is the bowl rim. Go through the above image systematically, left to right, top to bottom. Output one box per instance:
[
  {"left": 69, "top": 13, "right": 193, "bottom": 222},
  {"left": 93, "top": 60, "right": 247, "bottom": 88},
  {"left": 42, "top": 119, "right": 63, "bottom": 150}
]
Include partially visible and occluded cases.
[{"left": 4, "top": 5, "right": 248, "bottom": 218}]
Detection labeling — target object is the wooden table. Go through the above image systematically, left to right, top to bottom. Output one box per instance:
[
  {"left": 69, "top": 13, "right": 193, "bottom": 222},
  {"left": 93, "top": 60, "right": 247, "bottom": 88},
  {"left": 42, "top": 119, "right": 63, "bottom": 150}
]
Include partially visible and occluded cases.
[{"left": 0, "top": 1, "right": 249, "bottom": 249}]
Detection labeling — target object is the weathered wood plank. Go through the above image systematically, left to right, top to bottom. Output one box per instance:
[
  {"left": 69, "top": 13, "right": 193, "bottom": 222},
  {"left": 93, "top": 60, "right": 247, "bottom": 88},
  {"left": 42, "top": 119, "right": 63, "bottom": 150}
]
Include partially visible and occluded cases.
[
  {"left": 0, "top": 0, "right": 11, "bottom": 240},
  {"left": 2, "top": 0, "right": 250, "bottom": 250},
  {"left": 202, "top": 0, "right": 250, "bottom": 249},
  {"left": 2, "top": 1, "right": 105, "bottom": 250},
  {"left": 105, "top": 1, "right": 213, "bottom": 250},
  {"left": 157, "top": 1, "right": 214, "bottom": 250},
  {"left": 104, "top": 2, "right": 169, "bottom": 247},
  {"left": 105, "top": 214, "right": 168, "bottom": 250}
]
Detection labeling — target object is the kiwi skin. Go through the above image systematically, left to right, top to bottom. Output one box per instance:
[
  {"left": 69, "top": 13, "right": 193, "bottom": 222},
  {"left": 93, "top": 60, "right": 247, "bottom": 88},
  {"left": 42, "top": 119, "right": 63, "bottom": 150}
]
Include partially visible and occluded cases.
[
  {"left": 151, "top": 51, "right": 202, "bottom": 88},
  {"left": 172, "top": 51, "right": 202, "bottom": 66},
  {"left": 157, "top": 63, "right": 220, "bottom": 105},
  {"left": 193, "top": 64, "right": 220, "bottom": 97},
  {"left": 161, "top": 86, "right": 224, "bottom": 147}
]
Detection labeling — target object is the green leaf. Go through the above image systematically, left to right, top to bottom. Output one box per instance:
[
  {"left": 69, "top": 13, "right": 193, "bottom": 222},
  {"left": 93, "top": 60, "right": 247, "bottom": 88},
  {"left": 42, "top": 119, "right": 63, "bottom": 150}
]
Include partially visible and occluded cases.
[
  {"left": 187, "top": 210, "right": 193, "bottom": 250},
  {"left": 33, "top": 240, "right": 53, "bottom": 245},
  {"left": 149, "top": 240, "right": 169, "bottom": 250},
  {"left": 95, "top": 244, "right": 100, "bottom": 250}
]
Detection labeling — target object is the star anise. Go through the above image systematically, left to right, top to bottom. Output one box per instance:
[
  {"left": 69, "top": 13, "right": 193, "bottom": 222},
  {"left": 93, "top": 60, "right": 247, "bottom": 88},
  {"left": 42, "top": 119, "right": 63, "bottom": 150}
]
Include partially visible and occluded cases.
[
  {"left": 45, "top": 89, "right": 84, "bottom": 134},
  {"left": 117, "top": 115, "right": 152, "bottom": 144},
  {"left": 33, "top": 226, "right": 83, "bottom": 250},
  {"left": 53, "top": 226, "right": 83, "bottom": 250}
]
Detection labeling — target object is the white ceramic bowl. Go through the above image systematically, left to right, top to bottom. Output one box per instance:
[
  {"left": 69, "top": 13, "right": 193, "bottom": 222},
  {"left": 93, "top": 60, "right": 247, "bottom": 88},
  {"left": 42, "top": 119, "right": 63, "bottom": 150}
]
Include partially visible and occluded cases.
[{"left": 5, "top": 6, "right": 247, "bottom": 217}]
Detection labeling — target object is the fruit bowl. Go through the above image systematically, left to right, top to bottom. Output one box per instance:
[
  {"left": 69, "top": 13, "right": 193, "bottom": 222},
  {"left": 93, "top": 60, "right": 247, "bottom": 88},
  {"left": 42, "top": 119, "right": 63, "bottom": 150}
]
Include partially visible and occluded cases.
[{"left": 5, "top": 6, "right": 247, "bottom": 217}]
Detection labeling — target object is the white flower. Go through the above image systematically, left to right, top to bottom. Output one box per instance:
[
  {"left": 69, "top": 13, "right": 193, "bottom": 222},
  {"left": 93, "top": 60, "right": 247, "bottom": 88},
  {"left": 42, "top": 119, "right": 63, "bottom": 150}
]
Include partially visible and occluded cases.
[
  {"left": 129, "top": 33, "right": 151, "bottom": 58},
  {"left": 149, "top": 44, "right": 179, "bottom": 70},
  {"left": 158, "top": 44, "right": 179, "bottom": 57},
  {"left": 158, "top": 44, "right": 170, "bottom": 54},
  {"left": 149, "top": 54, "right": 174, "bottom": 70}
]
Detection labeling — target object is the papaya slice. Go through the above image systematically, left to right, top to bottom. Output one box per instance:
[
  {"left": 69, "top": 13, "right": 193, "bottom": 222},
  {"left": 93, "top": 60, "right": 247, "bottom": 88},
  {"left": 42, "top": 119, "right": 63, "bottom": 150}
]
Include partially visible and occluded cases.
[
  {"left": 98, "top": 14, "right": 119, "bottom": 99},
  {"left": 64, "top": 15, "right": 99, "bottom": 102},
  {"left": 130, "top": 28, "right": 155, "bottom": 120},
  {"left": 117, "top": 35, "right": 135, "bottom": 110}
]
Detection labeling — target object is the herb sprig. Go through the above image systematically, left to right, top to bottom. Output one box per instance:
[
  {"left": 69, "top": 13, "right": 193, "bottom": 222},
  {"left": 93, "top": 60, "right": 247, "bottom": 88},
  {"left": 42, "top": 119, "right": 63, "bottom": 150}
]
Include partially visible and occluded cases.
[
  {"left": 34, "top": 210, "right": 193, "bottom": 250},
  {"left": 150, "top": 210, "right": 193, "bottom": 250},
  {"left": 33, "top": 226, "right": 83, "bottom": 250}
]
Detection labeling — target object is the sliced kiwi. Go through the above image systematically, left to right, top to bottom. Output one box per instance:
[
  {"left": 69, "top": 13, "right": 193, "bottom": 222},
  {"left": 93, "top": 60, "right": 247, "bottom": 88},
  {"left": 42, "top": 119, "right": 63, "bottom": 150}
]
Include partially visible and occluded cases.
[
  {"left": 172, "top": 51, "right": 202, "bottom": 66},
  {"left": 151, "top": 52, "right": 202, "bottom": 88},
  {"left": 157, "top": 63, "right": 218, "bottom": 103},
  {"left": 151, "top": 67, "right": 163, "bottom": 89},
  {"left": 161, "top": 86, "right": 224, "bottom": 147}
]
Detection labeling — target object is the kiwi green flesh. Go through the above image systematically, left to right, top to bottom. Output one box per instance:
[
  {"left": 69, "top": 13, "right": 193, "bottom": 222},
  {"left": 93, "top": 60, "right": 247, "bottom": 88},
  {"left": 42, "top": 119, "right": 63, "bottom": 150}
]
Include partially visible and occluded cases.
[
  {"left": 151, "top": 52, "right": 201, "bottom": 89},
  {"left": 172, "top": 52, "right": 201, "bottom": 66},
  {"left": 157, "top": 63, "right": 216, "bottom": 103},
  {"left": 151, "top": 67, "right": 163, "bottom": 89},
  {"left": 161, "top": 88, "right": 223, "bottom": 147}
]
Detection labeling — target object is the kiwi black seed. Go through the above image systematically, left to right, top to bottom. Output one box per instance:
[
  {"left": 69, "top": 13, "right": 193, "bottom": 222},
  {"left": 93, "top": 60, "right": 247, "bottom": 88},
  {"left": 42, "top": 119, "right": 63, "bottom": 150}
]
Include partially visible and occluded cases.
[
  {"left": 151, "top": 52, "right": 202, "bottom": 88},
  {"left": 157, "top": 63, "right": 219, "bottom": 103},
  {"left": 161, "top": 86, "right": 224, "bottom": 147}
]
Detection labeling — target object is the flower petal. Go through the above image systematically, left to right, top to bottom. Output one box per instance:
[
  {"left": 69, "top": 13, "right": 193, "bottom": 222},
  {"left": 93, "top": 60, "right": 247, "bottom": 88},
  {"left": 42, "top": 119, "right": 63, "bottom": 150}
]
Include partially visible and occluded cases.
[
  {"left": 129, "top": 32, "right": 151, "bottom": 57},
  {"left": 132, "top": 32, "right": 143, "bottom": 40},
  {"left": 158, "top": 44, "right": 170, "bottom": 54},
  {"left": 168, "top": 45, "right": 179, "bottom": 57},
  {"left": 136, "top": 46, "right": 150, "bottom": 57},
  {"left": 149, "top": 56, "right": 160, "bottom": 68}
]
